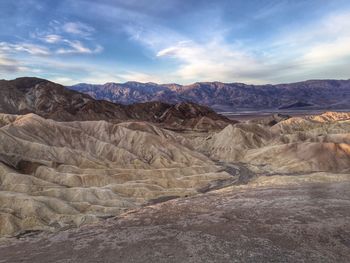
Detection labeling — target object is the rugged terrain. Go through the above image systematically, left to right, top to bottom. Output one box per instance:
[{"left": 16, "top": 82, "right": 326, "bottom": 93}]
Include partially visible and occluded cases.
[
  {"left": 0, "top": 77, "right": 232, "bottom": 130},
  {"left": 0, "top": 78, "right": 349, "bottom": 262},
  {"left": 70, "top": 79, "right": 350, "bottom": 111},
  {"left": 0, "top": 111, "right": 349, "bottom": 239},
  {"left": 0, "top": 112, "right": 235, "bottom": 237},
  {"left": 1, "top": 180, "right": 349, "bottom": 262}
]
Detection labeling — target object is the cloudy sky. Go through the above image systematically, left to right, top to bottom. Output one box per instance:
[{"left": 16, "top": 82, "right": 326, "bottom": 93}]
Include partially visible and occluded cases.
[{"left": 0, "top": 0, "right": 350, "bottom": 85}]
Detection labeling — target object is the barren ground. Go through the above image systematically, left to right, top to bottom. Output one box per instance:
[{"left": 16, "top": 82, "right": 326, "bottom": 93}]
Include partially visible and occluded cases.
[{"left": 1, "top": 180, "right": 349, "bottom": 263}]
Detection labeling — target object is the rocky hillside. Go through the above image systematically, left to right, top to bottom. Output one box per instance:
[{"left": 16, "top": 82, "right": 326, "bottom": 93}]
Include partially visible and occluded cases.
[
  {"left": 0, "top": 77, "right": 232, "bottom": 130},
  {"left": 70, "top": 79, "right": 350, "bottom": 110},
  {"left": 0, "top": 110, "right": 349, "bottom": 237},
  {"left": 0, "top": 113, "right": 233, "bottom": 237}
]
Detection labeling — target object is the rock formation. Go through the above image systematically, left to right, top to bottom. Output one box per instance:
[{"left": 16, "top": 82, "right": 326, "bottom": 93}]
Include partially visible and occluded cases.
[{"left": 0, "top": 110, "right": 349, "bottom": 237}]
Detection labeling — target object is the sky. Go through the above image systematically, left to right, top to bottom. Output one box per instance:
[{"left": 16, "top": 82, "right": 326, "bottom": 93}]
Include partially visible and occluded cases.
[{"left": 0, "top": 0, "right": 350, "bottom": 85}]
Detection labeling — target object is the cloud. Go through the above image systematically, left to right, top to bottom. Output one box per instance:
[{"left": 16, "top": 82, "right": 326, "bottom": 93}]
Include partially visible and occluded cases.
[
  {"left": 252, "top": 0, "right": 288, "bottom": 20},
  {"left": 2, "top": 1, "right": 350, "bottom": 85},
  {"left": 127, "top": 8, "right": 350, "bottom": 84},
  {"left": 297, "top": 12, "right": 350, "bottom": 64},
  {"left": 124, "top": 18, "right": 288, "bottom": 83},
  {"left": 10, "top": 20, "right": 105, "bottom": 57},
  {"left": 62, "top": 22, "right": 95, "bottom": 37},
  {"left": 125, "top": 23, "right": 185, "bottom": 50},
  {"left": 42, "top": 34, "right": 62, "bottom": 43},
  {"left": 302, "top": 37, "right": 350, "bottom": 63},
  {"left": 0, "top": 38, "right": 102, "bottom": 58},
  {"left": 57, "top": 40, "right": 103, "bottom": 54},
  {"left": 156, "top": 40, "right": 277, "bottom": 83},
  {"left": 156, "top": 41, "right": 191, "bottom": 57},
  {"left": 0, "top": 42, "right": 50, "bottom": 56},
  {"left": 0, "top": 54, "right": 24, "bottom": 73},
  {"left": 0, "top": 54, "right": 152, "bottom": 85},
  {"left": 118, "top": 71, "right": 162, "bottom": 83},
  {"left": 49, "top": 76, "right": 75, "bottom": 84}
]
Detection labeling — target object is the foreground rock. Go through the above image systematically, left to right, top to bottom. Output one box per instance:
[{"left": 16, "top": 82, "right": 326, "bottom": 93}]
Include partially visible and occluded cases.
[{"left": 1, "top": 177, "right": 349, "bottom": 262}]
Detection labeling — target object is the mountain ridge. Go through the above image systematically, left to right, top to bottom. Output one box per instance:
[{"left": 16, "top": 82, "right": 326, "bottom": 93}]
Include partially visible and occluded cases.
[
  {"left": 0, "top": 77, "right": 233, "bottom": 130},
  {"left": 69, "top": 78, "right": 350, "bottom": 111},
  {"left": 72, "top": 78, "right": 350, "bottom": 87}
]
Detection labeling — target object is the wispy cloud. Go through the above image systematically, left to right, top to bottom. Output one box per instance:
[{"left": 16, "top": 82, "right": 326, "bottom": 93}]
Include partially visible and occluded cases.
[
  {"left": 1, "top": 0, "right": 350, "bottom": 84},
  {"left": 252, "top": 0, "right": 289, "bottom": 20},
  {"left": 127, "top": 9, "right": 350, "bottom": 84},
  {"left": 296, "top": 12, "right": 350, "bottom": 64},
  {"left": 0, "top": 17, "right": 106, "bottom": 83},
  {"left": 0, "top": 19, "right": 103, "bottom": 59},
  {"left": 62, "top": 22, "right": 95, "bottom": 37},
  {"left": 126, "top": 22, "right": 278, "bottom": 83},
  {"left": 42, "top": 34, "right": 62, "bottom": 44},
  {"left": 0, "top": 37, "right": 102, "bottom": 57},
  {"left": 302, "top": 37, "right": 350, "bottom": 64},
  {"left": 57, "top": 40, "right": 103, "bottom": 54},
  {"left": 156, "top": 40, "right": 277, "bottom": 83},
  {"left": 0, "top": 42, "right": 50, "bottom": 56},
  {"left": 0, "top": 53, "right": 156, "bottom": 85},
  {"left": 0, "top": 54, "right": 24, "bottom": 73},
  {"left": 118, "top": 71, "right": 162, "bottom": 83},
  {"left": 50, "top": 76, "right": 75, "bottom": 84}
]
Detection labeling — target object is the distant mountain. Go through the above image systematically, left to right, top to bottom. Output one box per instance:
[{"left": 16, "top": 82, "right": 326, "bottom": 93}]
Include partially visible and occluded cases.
[
  {"left": 0, "top": 77, "right": 232, "bottom": 130},
  {"left": 70, "top": 79, "right": 350, "bottom": 111},
  {"left": 70, "top": 82, "right": 178, "bottom": 105},
  {"left": 278, "top": 101, "right": 314, "bottom": 110}
]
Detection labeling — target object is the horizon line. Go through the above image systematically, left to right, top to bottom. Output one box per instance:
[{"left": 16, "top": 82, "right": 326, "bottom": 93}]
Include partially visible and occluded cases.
[{"left": 4, "top": 76, "right": 350, "bottom": 87}]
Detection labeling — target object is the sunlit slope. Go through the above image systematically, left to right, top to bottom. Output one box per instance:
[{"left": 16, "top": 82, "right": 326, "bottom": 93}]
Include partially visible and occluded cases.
[
  {"left": 0, "top": 111, "right": 349, "bottom": 237},
  {"left": 195, "top": 112, "right": 350, "bottom": 173},
  {"left": 0, "top": 113, "right": 230, "bottom": 237}
]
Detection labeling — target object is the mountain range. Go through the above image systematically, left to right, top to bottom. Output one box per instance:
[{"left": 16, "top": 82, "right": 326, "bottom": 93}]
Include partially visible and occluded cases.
[
  {"left": 0, "top": 77, "right": 232, "bottom": 130},
  {"left": 70, "top": 79, "right": 350, "bottom": 111}
]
